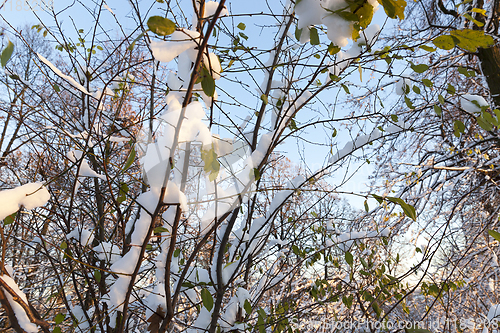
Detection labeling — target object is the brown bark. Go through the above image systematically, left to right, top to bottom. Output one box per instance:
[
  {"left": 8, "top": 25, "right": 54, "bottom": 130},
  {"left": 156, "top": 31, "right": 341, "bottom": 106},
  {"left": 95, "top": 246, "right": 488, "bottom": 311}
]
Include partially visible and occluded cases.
[
  {"left": 475, "top": 0, "right": 500, "bottom": 106},
  {"left": 477, "top": 46, "right": 500, "bottom": 107}
]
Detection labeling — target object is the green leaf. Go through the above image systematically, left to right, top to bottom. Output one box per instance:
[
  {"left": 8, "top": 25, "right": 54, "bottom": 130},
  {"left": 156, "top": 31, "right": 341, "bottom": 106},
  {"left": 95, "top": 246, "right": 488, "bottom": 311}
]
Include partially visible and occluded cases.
[
  {"left": 378, "top": 0, "right": 407, "bottom": 20},
  {"left": 358, "top": 2, "right": 374, "bottom": 28},
  {"left": 472, "top": 8, "right": 486, "bottom": 15},
  {"left": 337, "top": 11, "right": 359, "bottom": 22},
  {"left": 463, "top": 13, "right": 484, "bottom": 27},
  {"left": 147, "top": 16, "right": 176, "bottom": 36},
  {"left": 237, "top": 22, "right": 246, "bottom": 30},
  {"left": 295, "top": 27, "right": 303, "bottom": 41},
  {"left": 309, "top": 27, "right": 320, "bottom": 45},
  {"left": 449, "top": 29, "right": 494, "bottom": 52},
  {"left": 127, "top": 32, "right": 145, "bottom": 51},
  {"left": 432, "top": 35, "right": 456, "bottom": 50},
  {"left": 1, "top": 41, "right": 14, "bottom": 67},
  {"left": 328, "top": 43, "right": 341, "bottom": 55},
  {"left": 419, "top": 45, "right": 436, "bottom": 52},
  {"left": 410, "top": 63, "right": 428, "bottom": 73},
  {"left": 458, "top": 66, "right": 473, "bottom": 77},
  {"left": 201, "top": 67, "right": 216, "bottom": 97},
  {"left": 421, "top": 79, "right": 433, "bottom": 87},
  {"left": 446, "top": 83, "right": 456, "bottom": 95},
  {"left": 53, "top": 84, "right": 61, "bottom": 92},
  {"left": 341, "top": 84, "right": 350, "bottom": 94},
  {"left": 412, "top": 86, "right": 421, "bottom": 94},
  {"left": 260, "top": 94, "right": 268, "bottom": 105},
  {"left": 438, "top": 94, "right": 445, "bottom": 105},
  {"left": 404, "top": 96, "right": 414, "bottom": 109},
  {"left": 433, "top": 104, "right": 442, "bottom": 116},
  {"left": 483, "top": 110, "right": 498, "bottom": 126},
  {"left": 391, "top": 114, "right": 399, "bottom": 122},
  {"left": 477, "top": 116, "right": 493, "bottom": 131},
  {"left": 453, "top": 120, "right": 466, "bottom": 137},
  {"left": 332, "top": 128, "right": 338, "bottom": 137},
  {"left": 123, "top": 146, "right": 136, "bottom": 172},
  {"left": 201, "top": 147, "right": 220, "bottom": 181},
  {"left": 252, "top": 168, "right": 261, "bottom": 181},
  {"left": 117, "top": 182, "right": 129, "bottom": 204},
  {"left": 372, "top": 194, "right": 384, "bottom": 204},
  {"left": 386, "top": 197, "right": 417, "bottom": 221},
  {"left": 364, "top": 200, "right": 369, "bottom": 212},
  {"left": 4, "top": 213, "right": 16, "bottom": 226},
  {"left": 154, "top": 226, "right": 170, "bottom": 233},
  {"left": 489, "top": 230, "right": 500, "bottom": 242},
  {"left": 60, "top": 241, "right": 67, "bottom": 250},
  {"left": 292, "top": 245, "right": 301, "bottom": 257},
  {"left": 173, "top": 248, "right": 181, "bottom": 257},
  {"left": 345, "top": 251, "right": 354, "bottom": 266},
  {"left": 94, "top": 270, "right": 101, "bottom": 283},
  {"left": 181, "top": 281, "right": 195, "bottom": 288},
  {"left": 201, "top": 288, "right": 213, "bottom": 311},
  {"left": 342, "top": 295, "right": 354, "bottom": 308},
  {"left": 244, "top": 299, "right": 252, "bottom": 314},
  {"left": 372, "top": 301, "right": 382, "bottom": 317},
  {"left": 257, "top": 309, "right": 266, "bottom": 333},
  {"left": 55, "top": 313, "right": 65, "bottom": 325},
  {"left": 53, "top": 327, "right": 62, "bottom": 333}
]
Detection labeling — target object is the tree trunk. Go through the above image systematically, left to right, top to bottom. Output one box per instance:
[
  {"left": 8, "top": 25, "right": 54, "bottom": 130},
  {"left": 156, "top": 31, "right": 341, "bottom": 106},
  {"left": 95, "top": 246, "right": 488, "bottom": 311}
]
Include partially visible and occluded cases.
[
  {"left": 475, "top": 0, "right": 500, "bottom": 106},
  {"left": 477, "top": 46, "right": 500, "bottom": 107}
]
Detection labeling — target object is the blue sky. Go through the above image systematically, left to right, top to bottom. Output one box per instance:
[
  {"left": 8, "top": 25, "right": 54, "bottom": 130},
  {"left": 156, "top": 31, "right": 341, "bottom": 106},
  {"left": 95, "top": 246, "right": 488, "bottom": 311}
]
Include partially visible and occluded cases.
[{"left": 1, "top": 0, "right": 396, "bottom": 209}]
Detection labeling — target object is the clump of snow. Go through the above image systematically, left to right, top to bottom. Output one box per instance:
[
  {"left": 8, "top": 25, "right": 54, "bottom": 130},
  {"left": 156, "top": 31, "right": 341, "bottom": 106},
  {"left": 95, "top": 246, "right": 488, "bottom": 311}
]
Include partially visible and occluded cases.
[
  {"left": 295, "top": 0, "right": 379, "bottom": 47},
  {"left": 295, "top": 0, "right": 324, "bottom": 30},
  {"left": 192, "top": 1, "right": 228, "bottom": 27},
  {"left": 203, "top": 1, "right": 228, "bottom": 18},
  {"left": 322, "top": 14, "right": 353, "bottom": 47},
  {"left": 359, "top": 23, "right": 380, "bottom": 46},
  {"left": 151, "top": 29, "right": 201, "bottom": 63},
  {"left": 203, "top": 53, "right": 222, "bottom": 80},
  {"left": 37, "top": 54, "right": 90, "bottom": 95},
  {"left": 395, "top": 77, "right": 412, "bottom": 95},
  {"left": 460, "top": 94, "right": 489, "bottom": 113},
  {"left": 329, "top": 128, "right": 382, "bottom": 164},
  {"left": 108, "top": 136, "right": 129, "bottom": 143},
  {"left": 67, "top": 150, "right": 106, "bottom": 180},
  {"left": 267, "top": 175, "right": 305, "bottom": 219},
  {"left": 0, "top": 182, "right": 50, "bottom": 220},
  {"left": 107, "top": 211, "right": 152, "bottom": 326},
  {"left": 67, "top": 227, "right": 95, "bottom": 246},
  {"left": 328, "top": 228, "right": 390, "bottom": 251},
  {"left": 93, "top": 242, "right": 121, "bottom": 263},
  {"left": 5, "top": 265, "right": 14, "bottom": 277},
  {"left": 0, "top": 275, "right": 39, "bottom": 332},
  {"left": 145, "top": 285, "right": 167, "bottom": 321},
  {"left": 220, "top": 296, "right": 239, "bottom": 331},
  {"left": 69, "top": 303, "right": 94, "bottom": 331},
  {"left": 488, "top": 304, "right": 500, "bottom": 321},
  {"left": 187, "top": 307, "right": 212, "bottom": 333}
]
